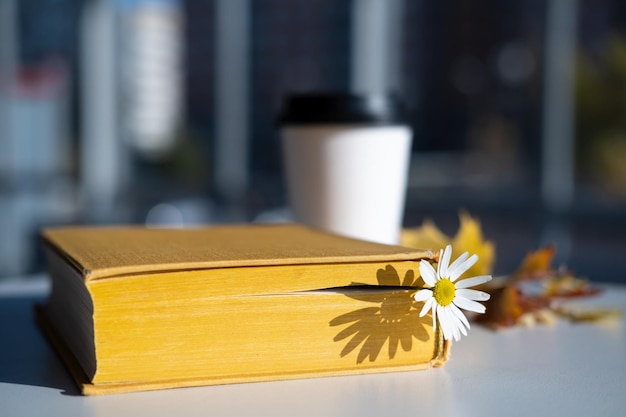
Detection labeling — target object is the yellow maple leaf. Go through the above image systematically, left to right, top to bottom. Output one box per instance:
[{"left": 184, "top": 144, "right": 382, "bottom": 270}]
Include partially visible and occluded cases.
[
  {"left": 401, "top": 212, "right": 495, "bottom": 279},
  {"left": 451, "top": 212, "right": 495, "bottom": 278},
  {"left": 400, "top": 219, "right": 448, "bottom": 252}
]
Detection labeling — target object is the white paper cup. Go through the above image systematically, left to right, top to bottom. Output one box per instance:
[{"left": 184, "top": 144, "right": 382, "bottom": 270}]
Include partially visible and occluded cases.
[{"left": 279, "top": 94, "right": 412, "bottom": 245}]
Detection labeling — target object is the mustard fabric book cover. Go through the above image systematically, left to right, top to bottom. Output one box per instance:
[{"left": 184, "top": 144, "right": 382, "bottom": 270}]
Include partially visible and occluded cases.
[{"left": 37, "top": 224, "right": 448, "bottom": 395}]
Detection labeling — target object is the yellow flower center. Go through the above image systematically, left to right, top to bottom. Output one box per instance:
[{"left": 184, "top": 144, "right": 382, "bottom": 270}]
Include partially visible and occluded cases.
[{"left": 433, "top": 278, "right": 456, "bottom": 306}]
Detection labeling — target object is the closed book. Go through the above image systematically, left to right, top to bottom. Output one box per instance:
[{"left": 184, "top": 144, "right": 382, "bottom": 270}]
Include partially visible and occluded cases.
[{"left": 37, "top": 224, "right": 449, "bottom": 395}]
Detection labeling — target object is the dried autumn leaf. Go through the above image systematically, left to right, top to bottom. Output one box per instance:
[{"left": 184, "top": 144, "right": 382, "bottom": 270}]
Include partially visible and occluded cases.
[
  {"left": 401, "top": 212, "right": 495, "bottom": 280},
  {"left": 451, "top": 212, "right": 495, "bottom": 279},
  {"left": 402, "top": 215, "right": 612, "bottom": 330},
  {"left": 400, "top": 219, "right": 449, "bottom": 252},
  {"left": 478, "top": 243, "right": 607, "bottom": 328},
  {"left": 511, "top": 245, "right": 556, "bottom": 282},
  {"left": 542, "top": 274, "right": 603, "bottom": 298},
  {"left": 477, "top": 284, "right": 553, "bottom": 328},
  {"left": 475, "top": 286, "right": 524, "bottom": 328},
  {"left": 555, "top": 305, "right": 622, "bottom": 322},
  {"left": 517, "top": 309, "right": 559, "bottom": 327}
]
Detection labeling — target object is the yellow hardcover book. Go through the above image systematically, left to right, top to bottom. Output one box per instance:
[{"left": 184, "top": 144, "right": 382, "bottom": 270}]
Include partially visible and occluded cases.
[{"left": 37, "top": 224, "right": 448, "bottom": 395}]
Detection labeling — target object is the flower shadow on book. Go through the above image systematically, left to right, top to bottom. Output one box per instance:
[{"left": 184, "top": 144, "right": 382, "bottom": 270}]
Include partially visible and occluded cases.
[{"left": 329, "top": 265, "right": 430, "bottom": 364}]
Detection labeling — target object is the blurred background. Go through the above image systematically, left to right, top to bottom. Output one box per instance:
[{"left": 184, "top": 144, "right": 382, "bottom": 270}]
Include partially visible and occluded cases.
[{"left": 1, "top": 0, "right": 625, "bottom": 283}]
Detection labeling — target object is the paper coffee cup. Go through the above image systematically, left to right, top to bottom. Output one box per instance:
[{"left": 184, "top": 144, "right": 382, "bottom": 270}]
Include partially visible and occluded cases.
[{"left": 279, "top": 93, "right": 412, "bottom": 245}]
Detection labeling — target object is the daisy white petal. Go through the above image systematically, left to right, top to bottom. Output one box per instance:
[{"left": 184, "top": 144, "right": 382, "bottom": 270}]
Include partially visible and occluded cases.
[
  {"left": 412, "top": 245, "right": 492, "bottom": 341},
  {"left": 439, "top": 245, "right": 453, "bottom": 277},
  {"left": 436, "top": 248, "right": 444, "bottom": 276},
  {"left": 446, "top": 251, "right": 469, "bottom": 277},
  {"left": 449, "top": 254, "right": 479, "bottom": 281},
  {"left": 419, "top": 260, "right": 438, "bottom": 287},
  {"left": 455, "top": 275, "right": 492, "bottom": 289},
  {"left": 456, "top": 288, "right": 491, "bottom": 302},
  {"left": 414, "top": 289, "right": 432, "bottom": 302},
  {"left": 453, "top": 296, "right": 487, "bottom": 314},
  {"left": 419, "top": 297, "right": 435, "bottom": 318},
  {"left": 450, "top": 302, "right": 471, "bottom": 332},
  {"left": 437, "top": 304, "right": 453, "bottom": 340},
  {"left": 445, "top": 306, "right": 467, "bottom": 338},
  {"left": 444, "top": 307, "right": 463, "bottom": 341},
  {"left": 442, "top": 308, "right": 457, "bottom": 340},
  {"left": 452, "top": 314, "right": 467, "bottom": 338},
  {"left": 451, "top": 329, "right": 460, "bottom": 342}
]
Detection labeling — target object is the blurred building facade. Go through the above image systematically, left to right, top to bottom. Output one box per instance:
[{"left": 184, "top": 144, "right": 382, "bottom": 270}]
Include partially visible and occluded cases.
[{"left": 1, "top": 0, "right": 626, "bottom": 282}]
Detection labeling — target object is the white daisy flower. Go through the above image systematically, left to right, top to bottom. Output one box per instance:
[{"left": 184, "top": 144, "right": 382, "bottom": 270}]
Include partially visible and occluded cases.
[{"left": 414, "top": 244, "right": 492, "bottom": 341}]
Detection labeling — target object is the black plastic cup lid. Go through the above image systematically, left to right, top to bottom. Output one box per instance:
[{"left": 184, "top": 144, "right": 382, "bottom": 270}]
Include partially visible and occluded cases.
[{"left": 278, "top": 93, "right": 408, "bottom": 125}]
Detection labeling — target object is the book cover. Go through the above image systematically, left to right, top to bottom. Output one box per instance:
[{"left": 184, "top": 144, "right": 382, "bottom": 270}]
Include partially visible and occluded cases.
[{"left": 37, "top": 224, "right": 448, "bottom": 395}]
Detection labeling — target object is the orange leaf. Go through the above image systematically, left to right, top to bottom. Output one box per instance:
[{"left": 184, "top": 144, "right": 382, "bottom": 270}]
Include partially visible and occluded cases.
[
  {"left": 511, "top": 245, "right": 556, "bottom": 282},
  {"left": 475, "top": 286, "right": 524, "bottom": 328}
]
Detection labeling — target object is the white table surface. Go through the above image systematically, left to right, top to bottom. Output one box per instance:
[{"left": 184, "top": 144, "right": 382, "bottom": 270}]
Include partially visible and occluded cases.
[{"left": 1, "top": 276, "right": 625, "bottom": 417}]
